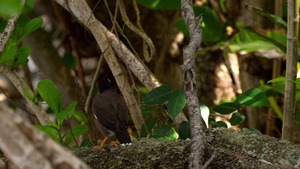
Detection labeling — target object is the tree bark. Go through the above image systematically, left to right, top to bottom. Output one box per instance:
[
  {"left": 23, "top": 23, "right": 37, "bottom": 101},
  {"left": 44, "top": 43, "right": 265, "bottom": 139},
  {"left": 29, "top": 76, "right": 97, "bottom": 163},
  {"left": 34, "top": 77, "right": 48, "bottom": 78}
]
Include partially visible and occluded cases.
[
  {"left": 282, "top": 0, "right": 299, "bottom": 141},
  {"left": 0, "top": 103, "right": 90, "bottom": 169},
  {"left": 72, "top": 128, "right": 300, "bottom": 169}
]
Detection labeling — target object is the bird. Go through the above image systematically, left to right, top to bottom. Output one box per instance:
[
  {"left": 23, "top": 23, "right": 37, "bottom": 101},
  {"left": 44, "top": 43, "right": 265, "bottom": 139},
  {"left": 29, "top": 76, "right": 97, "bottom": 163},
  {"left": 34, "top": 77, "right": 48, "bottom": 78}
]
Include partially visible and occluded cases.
[{"left": 92, "top": 78, "right": 132, "bottom": 148}]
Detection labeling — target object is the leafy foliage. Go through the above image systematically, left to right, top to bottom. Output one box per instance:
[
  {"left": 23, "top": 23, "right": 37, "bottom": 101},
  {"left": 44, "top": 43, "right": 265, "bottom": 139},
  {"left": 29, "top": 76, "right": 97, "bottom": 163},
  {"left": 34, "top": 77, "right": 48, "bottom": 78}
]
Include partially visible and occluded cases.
[
  {"left": 0, "top": 0, "right": 42, "bottom": 68},
  {"left": 137, "top": 0, "right": 180, "bottom": 10},
  {"left": 177, "top": 6, "right": 225, "bottom": 42},
  {"left": 29, "top": 80, "right": 88, "bottom": 145}
]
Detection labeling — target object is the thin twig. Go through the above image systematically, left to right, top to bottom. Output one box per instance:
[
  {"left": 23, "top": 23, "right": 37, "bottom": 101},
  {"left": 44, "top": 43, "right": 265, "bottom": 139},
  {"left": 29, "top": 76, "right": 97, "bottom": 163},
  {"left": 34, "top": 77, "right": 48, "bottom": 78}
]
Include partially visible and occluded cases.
[
  {"left": 0, "top": 87, "right": 36, "bottom": 117},
  {"left": 66, "top": 110, "right": 79, "bottom": 148}
]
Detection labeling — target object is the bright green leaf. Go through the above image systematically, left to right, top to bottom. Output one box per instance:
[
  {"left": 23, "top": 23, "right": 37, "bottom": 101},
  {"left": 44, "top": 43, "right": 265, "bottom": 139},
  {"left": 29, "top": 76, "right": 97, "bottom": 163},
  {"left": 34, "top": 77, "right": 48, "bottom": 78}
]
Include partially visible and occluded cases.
[
  {"left": 0, "top": 0, "right": 22, "bottom": 17},
  {"left": 21, "top": 0, "right": 34, "bottom": 14},
  {"left": 18, "top": 17, "right": 43, "bottom": 44},
  {"left": 0, "top": 43, "right": 17, "bottom": 63},
  {"left": 14, "top": 45, "right": 30, "bottom": 66},
  {"left": 267, "top": 77, "right": 294, "bottom": 83},
  {"left": 37, "top": 79, "right": 63, "bottom": 114},
  {"left": 140, "top": 85, "right": 173, "bottom": 105},
  {"left": 24, "top": 88, "right": 32, "bottom": 100},
  {"left": 237, "top": 88, "right": 271, "bottom": 108},
  {"left": 168, "top": 89, "right": 186, "bottom": 120},
  {"left": 57, "top": 101, "right": 77, "bottom": 121},
  {"left": 200, "top": 104, "right": 209, "bottom": 128},
  {"left": 74, "top": 110, "right": 88, "bottom": 122},
  {"left": 230, "top": 113, "right": 245, "bottom": 126},
  {"left": 179, "top": 121, "right": 190, "bottom": 139},
  {"left": 36, "top": 122, "right": 59, "bottom": 142},
  {"left": 65, "top": 124, "right": 88, "bottom": 137},
  {"left": 152, "top": 124, "right": 178, "bottom": 140}
]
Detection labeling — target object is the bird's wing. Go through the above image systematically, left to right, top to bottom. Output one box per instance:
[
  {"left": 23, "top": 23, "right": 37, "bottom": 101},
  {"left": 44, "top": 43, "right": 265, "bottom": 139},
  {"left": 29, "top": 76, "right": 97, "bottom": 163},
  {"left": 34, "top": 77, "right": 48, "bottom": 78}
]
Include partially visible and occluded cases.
[{"left": 92, "top": 95, "right": 118, "bottom": 132}]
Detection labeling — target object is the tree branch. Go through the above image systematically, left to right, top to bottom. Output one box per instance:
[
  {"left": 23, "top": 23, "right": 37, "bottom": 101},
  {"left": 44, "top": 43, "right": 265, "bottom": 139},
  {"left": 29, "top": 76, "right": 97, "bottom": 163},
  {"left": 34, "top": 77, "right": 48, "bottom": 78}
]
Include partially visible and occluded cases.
[
  {"left": 180, "top": 0, "right": 215, "bottom": 168},
  {"left": 0, "top": 103, "right": 90, "bottom": 169}
]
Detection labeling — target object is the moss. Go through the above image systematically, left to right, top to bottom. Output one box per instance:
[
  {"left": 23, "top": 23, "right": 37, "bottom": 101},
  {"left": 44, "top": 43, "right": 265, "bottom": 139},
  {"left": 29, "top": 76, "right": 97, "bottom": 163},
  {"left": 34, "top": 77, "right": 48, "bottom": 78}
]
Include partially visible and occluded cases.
[{"left": 72, "top": 128, "right": 300, "bottom": 169}]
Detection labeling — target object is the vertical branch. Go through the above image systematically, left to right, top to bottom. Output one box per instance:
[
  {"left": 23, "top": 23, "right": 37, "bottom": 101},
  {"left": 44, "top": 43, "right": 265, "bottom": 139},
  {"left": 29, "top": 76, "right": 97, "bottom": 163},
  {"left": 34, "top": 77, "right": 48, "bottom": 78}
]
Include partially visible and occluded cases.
[
  {"left": 181, "top": 0, "right": 204, "bottom": 168},
  {"left": 181, "top": 0, "right": 216, "bottom": 168},
  {"left": 282, "top": 0, "right": 299, "bottom": 141}
]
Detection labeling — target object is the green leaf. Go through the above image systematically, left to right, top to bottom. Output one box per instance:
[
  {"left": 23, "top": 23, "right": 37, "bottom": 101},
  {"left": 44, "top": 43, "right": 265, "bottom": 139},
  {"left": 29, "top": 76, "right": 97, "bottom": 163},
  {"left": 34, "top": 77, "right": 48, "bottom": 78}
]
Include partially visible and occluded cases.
[
  {"left": 0, "top": 0, "right": 22, "bottom": 17},
  {"left": 21, "top": 0, "right": 34, "bottom": 14},
  {"left": 137, "top": 0, "right": 180, "bottom": 10},
  {"left": 246, "top": 5, "right": 287, "bottom": 31},
  {"left": 177, "top": 6, "right": 224, "bottom": 42},
  {"left": 18, "top": 17, "right": 43, "bottom": 44},
  {"left": 0, "top": 20, "right": 8, "bottom": 33},
  {"left": 229, "top": 24, "right": 286, "bottom": 53},
  {"left": 0, "top": 43, "right": 17, "bottom": 63},
  {"left": 14, "top": 45, "right": 30, "bottom": 66},
  {"left": 62, "top": 53, "right": 76, "bottom": 69},
  {"left": 267, "top": 77, "right": 294, "bottom": 83},
  {"left": 37, "top": 79, "right": 63, "bottom": 114},
  {"left": 140, "top": 85, "right": 173, "bottom": 105},
  {"left": 138, "top": 87, "right": 149, "bottom": 95},
  {"left": 24, "top": 88, "right": 32, "bottom": 100},
  {"left": 237, "top": 88, "right": 271, "bottom": 108},
  {"left": 168, "top": 89, "right": 186, "bottom": 120},
  {"left": 57, "top": 101, "right": 77, "bottom": 121},
  {"left": 213, "top": 102, "right": 241, "bottom": 114},
  {"left": 200, "top": 104, "right": 209, "bottom": 128},
  {"left": 142, "top": 107, "right": 152, "bottom": 117},
  {"left": 74, "top": 110, "right": 88, "bottom": 122},
  {"left": 230, "top": 113, "right": 245, "bottom": 126},
  {"left": 140, "top": 117, "right": 157, "bottom": 138},
  {"left": 179, "top": 121, "right": 190, "bottom": 139},
  {"left": 210, "top": 121, "right": 227, "bottom": 128},
  {"left": 36, "top": 122, "right": 59, "bottom": 142},
  {"left": 65, "top": 124, "right": 88, "bottom": 137},
  {"left": 152, "top": 124, "right": 178, "bottom": 140}
]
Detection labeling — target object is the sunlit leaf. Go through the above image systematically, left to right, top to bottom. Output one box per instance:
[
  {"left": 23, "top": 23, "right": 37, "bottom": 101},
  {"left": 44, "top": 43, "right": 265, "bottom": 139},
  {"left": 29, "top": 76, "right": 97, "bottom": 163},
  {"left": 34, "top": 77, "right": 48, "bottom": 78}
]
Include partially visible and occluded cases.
[
  {"left": 237, "top": 88, "right": 271, "bottom": 108},
  {"left": 200, "top": 104, "right": 209, "bottom": 128},
  {"left": 152, "top": 124, "right": 178, "bottom": 140}
]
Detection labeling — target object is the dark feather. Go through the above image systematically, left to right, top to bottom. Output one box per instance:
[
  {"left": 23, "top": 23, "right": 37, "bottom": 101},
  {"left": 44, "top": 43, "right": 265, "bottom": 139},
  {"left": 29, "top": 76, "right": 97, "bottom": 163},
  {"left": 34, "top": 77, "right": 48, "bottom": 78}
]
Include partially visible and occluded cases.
[{"left": 92, "top": 89, "right": 131, "bottom": 144}]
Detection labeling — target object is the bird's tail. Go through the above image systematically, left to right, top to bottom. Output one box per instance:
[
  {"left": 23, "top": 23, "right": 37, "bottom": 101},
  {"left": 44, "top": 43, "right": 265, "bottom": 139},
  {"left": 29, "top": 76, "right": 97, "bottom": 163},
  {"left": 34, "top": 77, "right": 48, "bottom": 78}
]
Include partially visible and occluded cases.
[{"left": 116, "top": 128, "right": 132, "bottom": 145}]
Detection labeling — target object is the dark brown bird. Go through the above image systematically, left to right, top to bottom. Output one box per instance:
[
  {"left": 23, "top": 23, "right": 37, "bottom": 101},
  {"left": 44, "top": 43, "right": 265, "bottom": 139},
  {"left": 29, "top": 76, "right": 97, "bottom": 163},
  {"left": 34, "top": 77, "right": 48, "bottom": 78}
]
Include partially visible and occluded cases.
[{"left": 92, "top": 79, "right": 132, "bottom": 147}]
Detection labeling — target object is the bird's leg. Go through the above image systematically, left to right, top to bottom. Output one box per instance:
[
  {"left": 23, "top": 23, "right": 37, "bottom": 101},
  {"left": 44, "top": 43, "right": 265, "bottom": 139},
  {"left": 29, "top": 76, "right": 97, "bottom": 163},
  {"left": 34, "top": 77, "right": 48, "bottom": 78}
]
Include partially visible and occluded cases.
[
  {"left": 93, "top": 136, "right": 109, "bottom": 150},
  {"left": 109, "top": 139, "right": 119, "bottom": 147}
]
